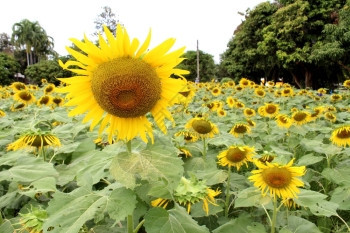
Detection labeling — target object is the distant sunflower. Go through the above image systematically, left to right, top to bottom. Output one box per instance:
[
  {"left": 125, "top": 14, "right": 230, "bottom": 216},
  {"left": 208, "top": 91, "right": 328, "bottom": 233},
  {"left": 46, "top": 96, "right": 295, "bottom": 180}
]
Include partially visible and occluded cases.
[
  {"left": 58, "top": 24, "right": 188, "bottom": 143},
  {"left": 239, "top": 78, "right": 250, "bottom": 87},
  {"left": 41, "top": 79, "right": 48, "bottom": 85},
  {"left": 343, "top": 80, "right": 350, "bottom": 88},
  {"left": 227, "top": 81, "right": 235, "bottom": 87},
  {"left": 267, "top": 81, "right": 275, "bottom": 87},
  {"left": 10, "top": 82, "right": 27, "bottom": 92},
  {"left": 44, "top": 84, "right": 55, "bottom": 95},
  {"left": 235, "top": 85, "right": 243, "bottom": 91},
  {"left": 211, "top": 87, "right": 221, "bottom": 96},
  {"left": 281, "top": 87, "right": 294, "bottom": 97},
  {"left": 254, "top": 88, "right": 266, "bottom": 97},
  {"left": 317, "top": 88, "right": 327, "bottom": 95},
  {"left": 13, "top": 90, "right": 36, "bottom": 105},
  {"left": 274, "top": 90, "right": 282, "bottom": 97},
  {"left": 330, "top": 94, "right": 342, "bottom": 102},
  {"left": 37, "top": 96, "right": 52, "bottom": 107},
  {"left": 226, "top": 96, "right": 236, "bottom": 108},
  {"left": 52, "top": 97, "right": 64, "bottom": 107},
  {"left": 235, "top": 101, "right": 245, "bottom": 109},
  {"left": 11, "top": 103, "right": 26, "bottom": 111},
  {"left": 258, "top": 103, "right": 279, "bottom": 118},
  {"left": 310, "top": 106, "right": 324, "bottom": 120},
  {"left": 217, "top": 108, "right": 227, "bottom": 117},
  {"left": 243, "top": 108, "right": 256, "bottom": 118},
  {"left": 0, "top": 109, "right": 5, "bottom": 117},
  {"left": 291, "top": 111, "right": 311, "bottom": 125},
  {"left": 324, "top": 112, "right": 336, "bottom": 123},
  {"left": 275, "top": 114, "right": 292, "bottom": 128},
  {"left": 185, "top": 117, "right": 219, "bottom": 138},
  {"left": 246, "top": 118, "right": 256, "bottom": 127},
  {"left": 230, "top": 123, "right": 251, "bottom": 137},
  {"left": 330, "top": 126, "right": 350, "bottom": 147},
  {"left": 175, "top": 130, "right": 198, "bottom": 143},
  {"left": 7, "top": 132, "right": 61, "bottom": 151},
  {"left": 217, "top": 145, "right": 255, "bottom": 170},
  {"left": 178, "top": 147, "right": 192, "bottom": 158},
  {"left": 249, "top": 159, "right": 306, "bottom": 199}
]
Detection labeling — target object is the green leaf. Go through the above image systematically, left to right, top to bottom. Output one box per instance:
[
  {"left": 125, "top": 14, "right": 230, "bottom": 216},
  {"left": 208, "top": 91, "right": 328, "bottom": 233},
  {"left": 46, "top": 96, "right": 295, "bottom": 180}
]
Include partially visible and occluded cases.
[
  {"left": 110, "top": 143, "right": 183, "bottom": 191},
  {"left": 269, "top": 145, "right": 293, "bottom": 156},
  {"left": 296, "top": 153, "right": 323, "bottom": 166},
  {"left": 0, "top": 157, "right": 58, "bottom": 183},
  {"left": 322, "top": 167, "right": 350, "bottom": 185},
  {"left": 20, "top": 177, "right": 57, "bottom": 198},
  {"left": 330, "top": 186, "right": 350, "bottom": 210},
  {"left": 235, "top": 187, "right": 264, "bottom": 208},
  {"left": 107, "top": 188, "right": 137, "bottom": 222},
  {"left": 144, "top": 205, "right": 210, "bottom": 233},
  {"left": 212, "top": 214, "right": 266, "bottom": 233},
  {"left": 280, "top": 216, "right": 321, "bottom": 233},
  {"left": 0, "top": 220, "right": 14, "bottom": 233}
]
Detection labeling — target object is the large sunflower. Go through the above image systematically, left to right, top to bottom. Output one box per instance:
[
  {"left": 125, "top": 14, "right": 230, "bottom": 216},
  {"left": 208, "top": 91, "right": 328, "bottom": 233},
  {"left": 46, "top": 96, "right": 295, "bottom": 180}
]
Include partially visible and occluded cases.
[
  {"left": 58, "top": 25, "right": 188, "bottom": 143},
  {"left": 330, "top": 126, "right": 350, "bottom": 147},
  {"left": 217, "top": 145, "right": 255, "bottom": 170},
  {"left": 248, "top": 159, "right": 306, "bottom": 199}
]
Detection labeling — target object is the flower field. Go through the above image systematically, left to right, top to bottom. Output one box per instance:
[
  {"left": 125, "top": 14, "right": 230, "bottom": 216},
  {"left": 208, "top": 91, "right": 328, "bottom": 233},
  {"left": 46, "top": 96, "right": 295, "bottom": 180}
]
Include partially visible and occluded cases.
[{"left": 1, "top": 78, "right": 350, "bottom": 233}]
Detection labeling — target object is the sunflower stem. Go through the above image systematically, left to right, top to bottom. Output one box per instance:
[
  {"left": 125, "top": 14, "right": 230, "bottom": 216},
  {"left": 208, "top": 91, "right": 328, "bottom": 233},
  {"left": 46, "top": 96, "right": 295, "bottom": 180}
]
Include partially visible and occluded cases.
[
  {"left": 202, "top": 138, "right": 207, "bottom": 160},
  {"left": 126, "top": 140, "right": 132, "bottom": 155},
  {"left": 224, "top": 166, "right": 232, "bottom": 217},
  {"left": 271, "top": 198, "right": 278, "bottom": 233},
  {"left": 127, "top": 215, "right": 133, "bottom": 233},
  {"left": 133, "top": 219, "right": 145, "bottom": 233}
]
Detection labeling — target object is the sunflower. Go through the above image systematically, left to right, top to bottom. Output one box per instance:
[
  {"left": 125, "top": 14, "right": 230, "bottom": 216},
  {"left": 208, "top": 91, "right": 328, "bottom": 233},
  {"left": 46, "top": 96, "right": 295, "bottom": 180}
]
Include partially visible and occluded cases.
[
  {"left": 58, "top": 25, "right": 188, "bottom": 143},
  {"left": 239, "top": 78, "right": 250, "bottom": 87},
  {"left": 41, "top": 79, "right": 48, "bottom": 85},
  {"left": 343, "top": 80, "right": 350, "bottom": 88},
  {"left": 227, "top": 81, "right": 235, "bottom": 87},
  {"left": 267, "top": 81, "right": 275, "bottom": 87},
  {"left": 10, "top": 82, "right": 27, "bottom": 92},
  {"left": 29, "top": 84, "right": 39, "bottom": 91},
  {"left": 44, "top": 84, "right": 55, "bottom": 95},
  {"left": 235, "top": 85, "right": 243, "bottom": 91},
  {"left": 211, "top": 87, "right": 221, "bottom": 96},
  {"left": 281, "top": 87, "right": 294, "bottom": 97},
  {"left": 254, "top": 88, "right": 266, "bottom": 98},
  {"left": 317, "top": 88, "right": 327, "bottom": 95},
  {"left": 13, "top": 90, "right": 36, "bottom": 105},
  {"left": 274, "top": 90, "right": 282, "bottom": 97},
  {"left": 330, "top": 94, "right": 342, "bottom": 102},
  {"left": 37, "top": 95, "right": 52, "bottom": 106},
  {"left": 226, "top": 96, "right": 236, "bottom": 108},
  {"left": 52, "top": 97, "right": 64, "bottom": 107},
  {"left": 235, "top": 101, "right": 245, "bottom": 109},
  {"left": 11, "top": 103, "right": 26, "bottom": 111},
  {"left": 258, "top": 103, "right": 279, "bottom": 118},
  {"left": 310, "top": 106, "right": 324, "bottom": 120},
  {"left": 217, "top": 108, "right": 227, "bottom": 117},
  {"left": 243, "top": 108, "right": 256, "bottom": 117},
  {"left": 0, "top": 109, "right": 5, "bottom": 117},
  {"left": 291, "top": 111, "right": 311, "bottom": 125},
  {"left": 324, "top": 112, "right": 336, "bottom": 123},
  {"left": 275, "top": 114, "right": 292, "bottom": 128},
  {"left": 185, "top": 117, "right": 219, "bottom": 138},
  {"left": 246, "top": 118, "right": 256, "bottom": 127},
  {"left": 229, "top": 123, "right": 251, "bottom": 138},
  {"left": 330, "top": 126, "right": 350, "bottom": 147},
  {"left": 174, "top": 130, "right": 198, "bottom": 142},
  {"left": 7, "top": 132, "right": 61, "bottom": 151},
  {"left": 217, "top": 145, "right": 255, "bottom": 170},
  {"left": 178, "top": 147, "right": 192, "bottom": 158},
  {"left": 258, "top": 152, "right": 276, "bottom": 164},
  {"left": 248, "top": 159, "right": 306, "bottom": 199},
  {"left": 282, "top": 198, "right": 300, "bottom": 209}
]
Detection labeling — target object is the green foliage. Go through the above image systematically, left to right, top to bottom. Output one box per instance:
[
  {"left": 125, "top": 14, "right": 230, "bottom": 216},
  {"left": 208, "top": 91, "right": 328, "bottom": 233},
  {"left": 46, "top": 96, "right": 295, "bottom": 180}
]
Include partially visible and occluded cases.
[
  {"left": 177, "top": 50, "right": 216, "bottom": 82},
  {"left": 0, "top": 52, "right": 20, "bottom": 85},
  {"left": 24, "top": 56, "right": 73, "bottom": 84}
]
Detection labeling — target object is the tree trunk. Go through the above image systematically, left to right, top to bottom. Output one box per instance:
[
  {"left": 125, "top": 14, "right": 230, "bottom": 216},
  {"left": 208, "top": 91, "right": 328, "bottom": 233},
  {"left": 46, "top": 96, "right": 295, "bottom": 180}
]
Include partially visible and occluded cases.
[
  {"left": 26, "top": 52, "right": 30, "bottom": 66},
  {"left": 338, "top": 61, "right": 350, "bottom": 72},
  {"left": 305, "top": 70, "right": 312, "bottom": 89},
  {"left": 291, "top": 72, "right": 302, "bottom": 89}
]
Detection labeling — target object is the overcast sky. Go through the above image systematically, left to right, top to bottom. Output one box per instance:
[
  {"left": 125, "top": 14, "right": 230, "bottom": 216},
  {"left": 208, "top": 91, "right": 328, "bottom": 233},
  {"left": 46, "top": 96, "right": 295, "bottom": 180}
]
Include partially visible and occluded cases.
[{"left": 1, "top": 0, "right": 268, "bottom": 63}]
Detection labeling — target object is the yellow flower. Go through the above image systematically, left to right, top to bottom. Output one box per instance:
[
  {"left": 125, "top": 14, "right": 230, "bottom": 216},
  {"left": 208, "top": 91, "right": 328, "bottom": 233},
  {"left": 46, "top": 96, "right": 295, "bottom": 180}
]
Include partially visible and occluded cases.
[
  {"left": 58, "top": 24, "right": 188, "bottom": 143},
  {"left": 41, "top": 78, "right": 48, "bottom": 84},
  {"left": 239, "top": 78, "right": 250, "bottom": 87},
  {"left": 343, "top": 80, "right": 350, "bottom": 88},
  {"left": 267, "top": 81, "right": 275, "bottom": 87},
  {"left": 10, "top": 82, "right": 27, "bottom": 92},
  {"left": 44, "top": 83, "right": 55, "bottom": 95},
  {"left": 211, "top": 87, "right": 221, "bottom": 96},
  {"left": 281, "top": 87, "right": 294, "bottom": 97},
  {"left": 254, "top": 88, "right": 266, "bottom": 97},
  {"left": 317, "top": 88, "right": 327, "bottom": 95},
  {"left": 13, "top": 90, "right": 36, "bottom": 105},
  {"left": 330, "top": 94, "right": 342, "bottom": 102},
  {"left": 37, "top": 95, "right": 52, "bottom": 107},
  {"left": 226, "top": 96, "right": 236, "bottom": 108},
  {"left": 52, "top": 97, "right": 64, "bottom": 107},
  {"left": 235, "top": 101, "right": 245, "bottom": 109},
  {"left": 11, "top": 103, "right": 26, "bottom": 111},
  {"left": 258, "top": 103, "right": 279, "bottom": 118},
  {"left": 217, "top": 108, "right": 227, "bottom": 117},
  {"left": 243, "top": 108, "right": 256, "bottom": 117},
  {"left": 0, "top": 109, "right": 5, "bottom": 117},
  {"left": 291, "top": 111, "right": 311, "bottom": 125},
  {"left": 324, "top": 112, "right": 336, "bottom": 123},
  {"left": 275, "top": 114, "right": 292, "bottom": 128},
  {"left": 185, "top": 117, "right": 219, "bottom": 138},
  {"left": 246, "top": 118, "right": 256, "bottom": 127},
  {"left": 230, "top": 123, "right": 251, "bottom": 137},
  {"left": 330, "top": 126, "right": 350, "bottom": 147},
  {"left": 174, "top": 130, "right": 198, "bottom": 142},
  {"left": 7, "top": 132, "right": 61, "bottom": 151},
  {"left": 217, "top": 145, "right": 255, "bottom": 170},
  {"left": 178, "top": 147, "right": 192, "bottom": 158},
  {"left": 249, "top": 159, "right": 306, "bottom": 199}
]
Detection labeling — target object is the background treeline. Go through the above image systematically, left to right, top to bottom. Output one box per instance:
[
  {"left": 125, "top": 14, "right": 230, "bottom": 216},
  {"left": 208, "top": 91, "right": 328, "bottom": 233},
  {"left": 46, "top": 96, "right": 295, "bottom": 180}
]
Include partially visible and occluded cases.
[{"left": 1, "top": 1, "right": 349, "bottom": 89}]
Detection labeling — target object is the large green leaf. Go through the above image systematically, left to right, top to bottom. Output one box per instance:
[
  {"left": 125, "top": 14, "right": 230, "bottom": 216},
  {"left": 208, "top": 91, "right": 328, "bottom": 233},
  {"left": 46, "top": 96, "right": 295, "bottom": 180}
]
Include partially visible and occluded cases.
[
  {"left": 110, "top": 141, "right": 183, "bottom": 191},
  {"left": 322, "top": 167, "right": 350, "bottom": 185},
  {"left": 20, "top": 177, "right": 57, "bottom": 198},
  {"left": 330, "top": 186, "right": 350, "bottom": 210},
  {"left": 235, "top": 187, "right": 265, "bottom": 208},
  {"left": 144, "top": 205, "right": 210, "bottom": 233},
  {"left": 212, "top": 214, "right": 266, "bottom": 233},
  {"left": 279, "top": 216, "right": 321, "bottom": 233}
]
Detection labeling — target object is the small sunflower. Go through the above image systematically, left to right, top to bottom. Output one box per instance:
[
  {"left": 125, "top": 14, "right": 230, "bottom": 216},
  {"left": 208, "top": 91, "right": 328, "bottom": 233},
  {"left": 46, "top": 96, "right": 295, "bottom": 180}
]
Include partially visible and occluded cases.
[
  {"left": 58, "top": 24, "right": 188, "bottom": 143},
  {"left": 41, "top": 78, "right": 48, "bottom": 85},
  {"left": 239, "top": 78, "right": 250, "bottom": 87},
  {"left": 343, "top": 80, "right": 350, "bottom": 88},
  {"left": 267, "top": 81, "right": 275, "bottom": 87},
  {"left": 10, "top": 82, "right": 27, "bottom": 92},
  {"left": 44, "top": 84, "right": 55, "bottom": 95},
  {"left": 235, "top": 85, "right": 243, "bottom": 91},
  {"left": 211, "top": 87, "right": 221, "bottom": 96},
  {"left": 281, "top": 87, "right": 294, "bottom": 97},
  {"left": 254, "top": 88, "right": 266, "bottom": 98},
  {"left": 317, "top": 88, "right": 327, "bottom": 95},
  {"left": 13, "top": 90, "right": 36, "bottom": 105},
  {"left": 330, "top": 94, "right": 342, "bottom": 102},
  {"left": 37, "top": 95, "right": 52, "bottom": 107},
  {"left": 226, "top": 96, "right": 236, "bottom": 108},
  {"left": 52, "top": 97, "right": 64, "bottom": 107},
  {"left": 235, "top": 101, "right": 245, "bottom": 109},
  {"left": 11, "top": 103, "right": 26, "bottom": 111},
  {"left": 258, "top": 103, "right": 279, "bottom": 118},
  {"left": 310, "top": 106, "right": 324, "bottom": 120},
  {"left": 217, "top": 108, "right": 227, "bottom": 117},
  {"left": 243, "top": 108, "right": 256, "bottom": 118},
  {"left": 0, "top": 109, "right": 5, "bottom": 117},
  {"left": 291, "top": 111, "right": 311, "bottom": 125},
  {"left": 324, "top": 112, "right": 336, "bottom": 123},
  {"left": 275, "top": 114, "right": 292, "bottom": 128},
  {"left": 185, "top": 117, "right": 219, "bottom": 138},
  {"left": 246, "top": 118, "right": 256, "bottom": 127},
  {"left": 229, "top": 123, "right": 251, "bottom": 138},
  {"left": 330, "top": 126, "right": 350, "bottom": 147},
  {"left": 175, "top": 130, "right": 198, "bottom": 142},
  {"left": 7, "top": 132, "right": 61, "bottom": 151},
  {"left": 217, "top": 145, "right": 255, "bottom": 170},
  {"left": 178, "top": 147, "right": 192, "bottom": 158},
  {"left": 258, "top": 152, "right": 276, "bottom": 164},
  {"left": 248, "top": 159, "right": 306, "bottom": 199}
]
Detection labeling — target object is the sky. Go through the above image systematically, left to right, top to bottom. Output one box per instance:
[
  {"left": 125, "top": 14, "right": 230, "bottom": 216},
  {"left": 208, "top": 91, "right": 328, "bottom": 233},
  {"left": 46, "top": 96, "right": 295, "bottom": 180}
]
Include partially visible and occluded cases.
[{"left": 0, "top": 0, "right": 268, "bottom": 63}]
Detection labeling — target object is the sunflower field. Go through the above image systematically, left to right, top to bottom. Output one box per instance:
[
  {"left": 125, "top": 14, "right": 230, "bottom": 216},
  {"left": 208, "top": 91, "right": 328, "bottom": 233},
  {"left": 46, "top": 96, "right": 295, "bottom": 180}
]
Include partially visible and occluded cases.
[{"left": 1, "top": 26, "right": 350, "bottom": 233}]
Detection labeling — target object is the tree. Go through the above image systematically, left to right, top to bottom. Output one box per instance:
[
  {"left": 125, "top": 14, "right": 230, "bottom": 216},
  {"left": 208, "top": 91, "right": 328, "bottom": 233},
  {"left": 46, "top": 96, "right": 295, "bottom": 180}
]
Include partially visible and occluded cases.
[
  {"left": 94, "top": 6, "right": 118, "bottom": 36},
  {"left": 11, "top": 19, "right": 55, "bottom": 66},
  {"left": 0, "top": 33, "right": 13, "bottom": 54},
  {"left": 177, "top": 50, "right": 216, "bottom": 82},
  {"left": 0, "top": 52, "right": 20, "bottom": 85}
]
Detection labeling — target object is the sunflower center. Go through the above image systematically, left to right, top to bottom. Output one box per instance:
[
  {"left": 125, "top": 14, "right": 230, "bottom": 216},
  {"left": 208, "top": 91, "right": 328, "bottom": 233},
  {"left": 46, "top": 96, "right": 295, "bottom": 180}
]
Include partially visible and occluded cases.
[
  {"left": 91, "top": 57, "right": 161, "bottom": 118},
  {"left": 45, "top": 86, "right": 53, "bottom": 93},
  {"left": 19, "top": 92, "right": 32, "bottom": 101},
  {"left": 39, "top": 96, "right": 50, "bottom": 105},
  {"left": 53, "top": 98, "right": 63, "bottom": 105},
  {"left": 266, "top": 105, "right": 277, "bottom": 114},
  {"left": 293, "top": 112, "right": 307, "bottom": 121},
  {"left": 279, "top": 116, "right": 288, "bottom": 124},
  {"left": 192, "top": 119, "right": 212, "bottom": 134},
  {"left": 234, "top": 125, "right": 248, "bottom": 134},
  {"left": 337, "top": 128, "right": 350, "bottom": 139},
  {"left": 30, "top": 135, "right": 49, "bottom": 148},
  {"left": 226, "top": 148, "right": 246, "bottom": 162},
  {"left": 262, "top": 167, "right": 292, "bottom": 188}
]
